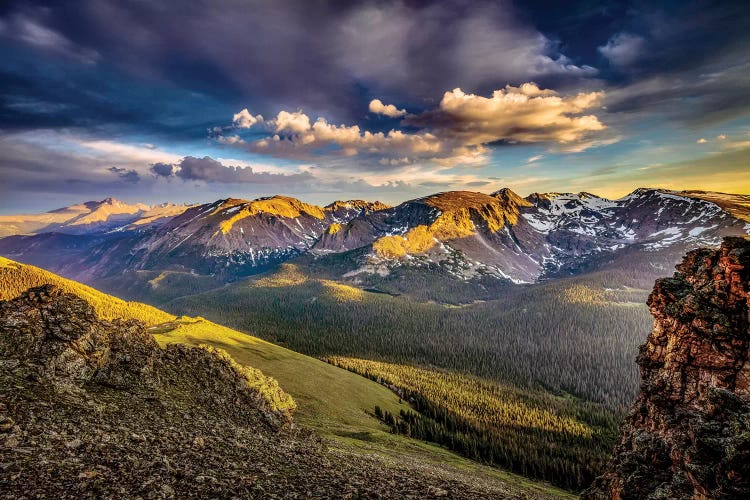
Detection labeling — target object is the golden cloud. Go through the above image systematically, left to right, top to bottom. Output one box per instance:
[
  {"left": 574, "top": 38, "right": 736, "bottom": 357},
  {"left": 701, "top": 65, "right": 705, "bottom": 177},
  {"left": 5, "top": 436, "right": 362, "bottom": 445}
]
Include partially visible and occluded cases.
[
  {"left": 223, "top": 83, "right": 609, "bottom": 166},
  {"left": 433, "top": 84, "right": 606, "bottom": 145},
  {"left": 369, "top": 99, "right": 407, "bottom": 117}
]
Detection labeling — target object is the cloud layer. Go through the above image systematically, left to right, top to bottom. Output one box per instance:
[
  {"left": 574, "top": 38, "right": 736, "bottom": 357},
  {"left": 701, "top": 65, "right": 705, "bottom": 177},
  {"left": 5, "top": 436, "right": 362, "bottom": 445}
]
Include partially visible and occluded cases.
[
  {"left": 0, "top": 0, "right": 749, "bottom": 210},
  {"left": 218, "top": 83, "right": 607, "bottom": 165},
  {"left": 151, "top": 156, "right": 313, "bottom": 185}
]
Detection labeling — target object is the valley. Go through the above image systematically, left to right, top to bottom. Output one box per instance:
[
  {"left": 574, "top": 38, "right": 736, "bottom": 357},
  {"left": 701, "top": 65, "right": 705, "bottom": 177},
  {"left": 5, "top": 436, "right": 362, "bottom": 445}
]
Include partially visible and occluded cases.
[
  {"left": 1, "top": 187, "right": 749, "bottom": 494},
  {"left": 0, "top": 256, "right": 571, "bottom": 498}
]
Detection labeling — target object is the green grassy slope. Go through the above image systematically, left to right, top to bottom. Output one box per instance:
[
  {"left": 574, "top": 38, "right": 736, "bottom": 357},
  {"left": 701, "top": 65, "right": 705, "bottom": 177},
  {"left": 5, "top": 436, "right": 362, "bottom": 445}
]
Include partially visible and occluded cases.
[
  {"left": 0, "top": 256, "right": 573, "bottom": 499},
  {"left": 0, "top": 256, "right": 173, "bottom": 325},
  {"left": 0, "top": 256, "right": 411, "bottom": 437},
  {"left": 152, "top": 318, "right": 413, "bottom": 436}
]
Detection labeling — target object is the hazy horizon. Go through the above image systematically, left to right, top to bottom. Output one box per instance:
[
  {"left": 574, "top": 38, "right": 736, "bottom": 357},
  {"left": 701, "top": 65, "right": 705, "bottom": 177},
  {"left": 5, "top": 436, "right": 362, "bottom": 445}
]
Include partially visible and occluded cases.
[{"left": 1, "top": 184, "right": 746, "bottom": 215}]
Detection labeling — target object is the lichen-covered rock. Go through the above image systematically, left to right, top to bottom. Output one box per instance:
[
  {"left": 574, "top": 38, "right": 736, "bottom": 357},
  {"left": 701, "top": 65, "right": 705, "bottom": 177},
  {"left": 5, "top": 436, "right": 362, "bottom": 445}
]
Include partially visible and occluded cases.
[
  {"left": 584, "top": 237, "right": 750, "bottom": 499},
  {"left": 0, "top": 284, "right": 293, "bottom": 425}
]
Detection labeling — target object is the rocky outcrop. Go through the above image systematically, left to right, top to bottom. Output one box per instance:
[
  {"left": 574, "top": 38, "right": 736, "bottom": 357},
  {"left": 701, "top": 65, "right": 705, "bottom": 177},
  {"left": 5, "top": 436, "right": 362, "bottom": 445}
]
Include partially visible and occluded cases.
[
  {"left": 584, "top": 237, "right": 750, "bottom": 499},
  {"left": 0, "top": 284, "right": 295, "bottom": 426}
]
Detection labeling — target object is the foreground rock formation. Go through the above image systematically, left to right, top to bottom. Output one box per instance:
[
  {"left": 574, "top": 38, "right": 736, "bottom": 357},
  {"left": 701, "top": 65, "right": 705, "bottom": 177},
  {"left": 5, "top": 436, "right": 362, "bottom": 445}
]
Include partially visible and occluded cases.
[
  {"left": 584, "top": 237, "right": 750, "bottom": 499},
  {"left": 0, "top": 285, "right": 533, "bottom": 498}
]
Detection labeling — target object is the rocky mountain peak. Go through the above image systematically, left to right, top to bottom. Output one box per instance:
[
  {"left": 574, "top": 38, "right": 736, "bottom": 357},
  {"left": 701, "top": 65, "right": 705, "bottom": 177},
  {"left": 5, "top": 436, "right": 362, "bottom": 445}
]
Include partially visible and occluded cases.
[
  {"left": 626, "top": 187, "right": 660, "bottom": 197},
  {"left": 491, "top": 188, "right": 532, "bottom": 208},
  {"left": 411, "top": 190, "right": 526, "bottom": 229},
  {"left": 417, "top": 190, "right": 502, "bottom": 210},
  {"left": 215, "top": 195, "right": 326, "bottom": 224},
  {"left": 84, "top": 197, "right": 144, "bottom": 210},
  {"left": 325, "top": 199, "right": 390, "bottom": 212},
  {"left": 584, "top": 236, "right": 750, "bottom": 499}
]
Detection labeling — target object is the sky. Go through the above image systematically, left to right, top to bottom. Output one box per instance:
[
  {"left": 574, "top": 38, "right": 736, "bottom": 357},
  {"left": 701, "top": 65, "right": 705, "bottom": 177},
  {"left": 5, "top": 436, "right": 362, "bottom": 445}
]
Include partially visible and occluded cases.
[{"left": 0, "top": 0, "right": 749, "bottom": 212}]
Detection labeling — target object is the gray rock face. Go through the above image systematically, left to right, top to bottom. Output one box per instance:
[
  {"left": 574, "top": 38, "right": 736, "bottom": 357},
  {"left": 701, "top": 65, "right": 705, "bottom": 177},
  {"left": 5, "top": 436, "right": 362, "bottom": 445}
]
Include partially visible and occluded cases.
[
  {"left": 583, "top": 237, "right": 750, "bottom": 499},
  {"left": 0, "top": 284, "right": 293, "bottom": 422},
  {"left": 0, "top": 284, "right": 156, "bottom": 386}
]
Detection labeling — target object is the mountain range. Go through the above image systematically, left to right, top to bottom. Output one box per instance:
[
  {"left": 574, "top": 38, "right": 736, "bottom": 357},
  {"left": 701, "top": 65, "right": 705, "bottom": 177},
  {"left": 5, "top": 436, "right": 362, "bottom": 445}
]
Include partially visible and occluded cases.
[{"left": 0, "top": 188, "right": 748, "bottom": 301}]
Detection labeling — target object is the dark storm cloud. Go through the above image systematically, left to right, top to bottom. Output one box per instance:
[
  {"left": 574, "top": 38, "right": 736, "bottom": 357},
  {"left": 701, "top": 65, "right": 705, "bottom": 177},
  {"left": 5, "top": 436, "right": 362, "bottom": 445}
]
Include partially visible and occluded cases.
[
  {"left": 0, "top": 0, "right": 599, "bottom": 132},
  {"left": 1, "top": 0, "right": 747, "bottom": 138},
  {"left": 594, "top": 1, "right": 750, "bottom": 128},
  {"left": 0, "top": 48, "right": 229, "bottom": 139},
  {"left": 152, "top": 156, "right": 314, "bottom": 185},
  {"left": 150, "top": 162, "right": 176, "bottom": 177},
  {"left": 108, "top": 166, "right": 140, "bottom": 183}
]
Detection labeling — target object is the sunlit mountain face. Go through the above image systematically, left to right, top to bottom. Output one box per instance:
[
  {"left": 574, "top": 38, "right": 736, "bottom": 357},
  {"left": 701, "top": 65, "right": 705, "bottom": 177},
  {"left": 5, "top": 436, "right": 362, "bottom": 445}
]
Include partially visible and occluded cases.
[{"left": 0, "top": 0, "right": 748, "bottom": 212}]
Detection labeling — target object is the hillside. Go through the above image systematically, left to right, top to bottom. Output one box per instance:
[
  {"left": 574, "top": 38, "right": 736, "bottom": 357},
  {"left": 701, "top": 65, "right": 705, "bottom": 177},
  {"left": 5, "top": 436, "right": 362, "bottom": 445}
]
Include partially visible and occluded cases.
[
  {"left": 0, "top": 256, "right": 173, "bottom": 325},
  {"left": 0, "top": 257, "right": 571, "bottom": 498},
  {"left": 162, "top": 262, "right": 648, "bottom": 490},
  {"left": 167, "top": 262, "right": 650, "bottom": 410},
  {"left": 0, "top": 284, "right": 506, "bottom": 498},
  {"left": 328, "top": 357, "right": 618, "bottom": 490}
]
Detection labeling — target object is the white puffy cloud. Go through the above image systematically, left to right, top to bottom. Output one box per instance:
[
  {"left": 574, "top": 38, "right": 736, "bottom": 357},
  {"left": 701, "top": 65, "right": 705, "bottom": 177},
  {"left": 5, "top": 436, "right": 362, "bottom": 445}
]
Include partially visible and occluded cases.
[
  {"left": 369, "top": 99, "right": 407, "bottom": 117},
  {"left": 232, "top": 108, "right": 263, "bottom": 128},
  {"left": 273, "top": 110, "right": 311, "bottom": 134},
  {"left": 250, "top": 114, "right": 451, "bottom": 161},
  {"left": 697, "top": 138, "right": 708, "bottom": 144}
]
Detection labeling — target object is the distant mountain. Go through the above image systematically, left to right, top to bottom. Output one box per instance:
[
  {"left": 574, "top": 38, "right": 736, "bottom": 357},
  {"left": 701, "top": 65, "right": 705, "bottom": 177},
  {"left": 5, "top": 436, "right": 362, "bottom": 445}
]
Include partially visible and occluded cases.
[
  {"left": 0, "top": 189, "right": 747, "bottom": 298},
  {"left": 313, "top": 190, "right": 547, "bottom": 283},
  {"left": 679, "top": 190, "right": 750, "bottom": 222},
  {"left": 125, "top": 196, "right": 390, "bottom": 277},
  {"left": 0, "top": 197, "right": 191, "bottom": 237}
]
